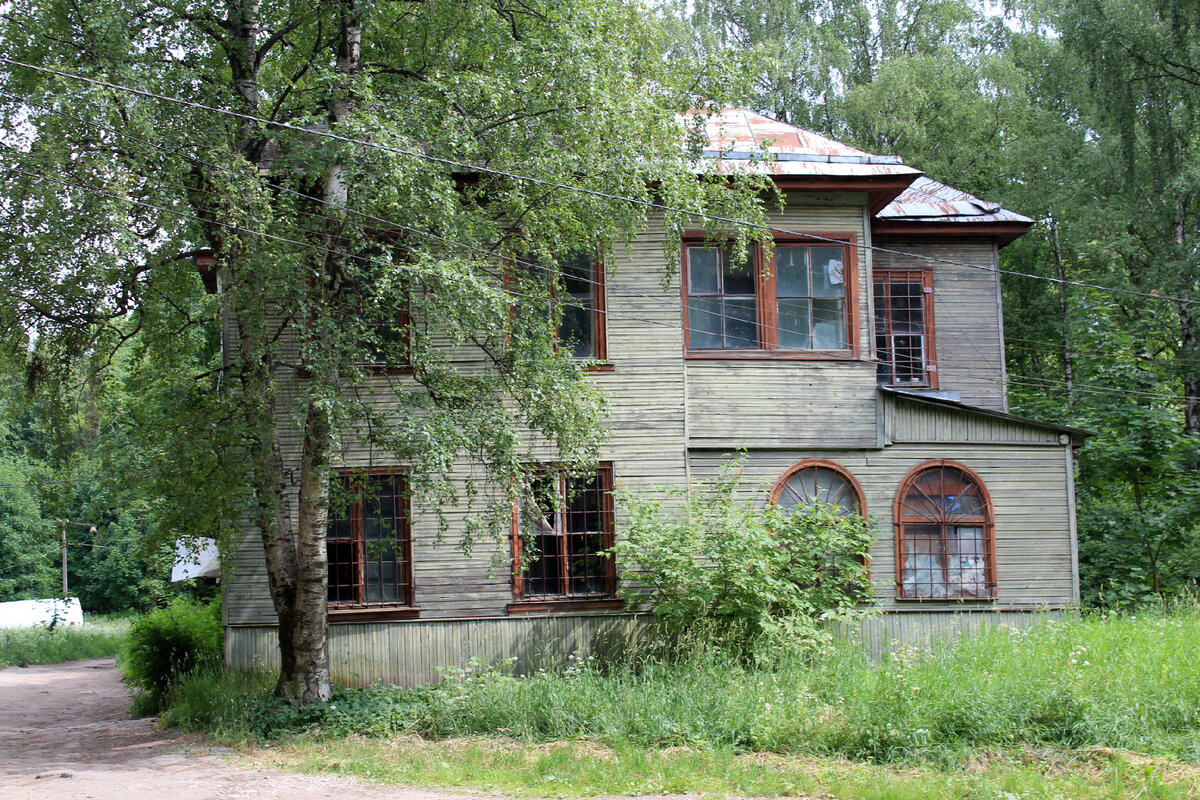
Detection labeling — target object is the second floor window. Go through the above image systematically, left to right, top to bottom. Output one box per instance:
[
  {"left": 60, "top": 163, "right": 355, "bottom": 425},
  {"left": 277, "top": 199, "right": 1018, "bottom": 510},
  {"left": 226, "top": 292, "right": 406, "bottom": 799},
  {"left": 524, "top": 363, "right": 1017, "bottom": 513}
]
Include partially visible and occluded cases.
[
  {"left": 684, "top": 239, "right": 856, "bottom": 354},
  {"left": 512, "top": 252, "right": 607, "bottom": 362},
  {"left": 557, "top": 253, "right": 607, "bottom": 361},
  {"left": 874, "top": 270, "right": 935, "bottom": 387}
]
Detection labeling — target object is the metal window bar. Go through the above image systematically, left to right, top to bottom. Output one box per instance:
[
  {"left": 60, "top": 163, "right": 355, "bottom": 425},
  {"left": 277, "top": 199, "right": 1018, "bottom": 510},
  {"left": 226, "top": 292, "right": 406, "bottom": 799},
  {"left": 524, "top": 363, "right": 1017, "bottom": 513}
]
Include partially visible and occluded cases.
[
  {"left": 874, "top": 271, "right": 930, "bottom": 386},
  {"left": 897, "top": 464, "right": 994, "bottom": 599},
  {"left": 518, "top": 466, "right": 615, "bottom": 599},
  {"left": 327, "top": 473, "right": 413, "bottom": 607}
]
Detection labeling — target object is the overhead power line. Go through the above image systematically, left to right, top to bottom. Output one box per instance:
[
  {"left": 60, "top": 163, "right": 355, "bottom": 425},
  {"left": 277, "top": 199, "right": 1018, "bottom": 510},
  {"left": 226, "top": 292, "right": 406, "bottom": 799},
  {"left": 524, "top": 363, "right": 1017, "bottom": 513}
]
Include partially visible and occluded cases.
[
  {"left": 1, "top": 56, "right": 1195, "bottom": 307},
  {"left": 1, "top": 148, "right": 864, "bottom": 353},
  {"left": 8, "top": 160, "right": 1194, "bottom": 406}
]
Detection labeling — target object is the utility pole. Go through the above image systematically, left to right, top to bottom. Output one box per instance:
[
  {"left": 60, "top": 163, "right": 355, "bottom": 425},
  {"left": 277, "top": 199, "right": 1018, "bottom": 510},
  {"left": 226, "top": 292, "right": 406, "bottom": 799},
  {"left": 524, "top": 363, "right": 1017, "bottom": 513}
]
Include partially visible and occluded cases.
[{"left": 61, "top": 520, "right": 68, "bottom": 597}]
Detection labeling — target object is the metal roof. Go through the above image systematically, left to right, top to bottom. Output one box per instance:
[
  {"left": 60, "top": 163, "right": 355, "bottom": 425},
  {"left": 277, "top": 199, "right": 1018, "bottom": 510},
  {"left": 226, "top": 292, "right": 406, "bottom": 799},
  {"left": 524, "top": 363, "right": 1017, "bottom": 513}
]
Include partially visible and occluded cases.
[
  {"left": 692, "top": 108, "right": 923, "bottom": 179},
  {"left": 687, "top": 109, "right": 1030, "bottom": 231},
  {"left": 876, "top": 176, "right": 1032, "bottom": 224},
  {"left": 880, "top": 386, "right": 1092, "bottom": 445}
]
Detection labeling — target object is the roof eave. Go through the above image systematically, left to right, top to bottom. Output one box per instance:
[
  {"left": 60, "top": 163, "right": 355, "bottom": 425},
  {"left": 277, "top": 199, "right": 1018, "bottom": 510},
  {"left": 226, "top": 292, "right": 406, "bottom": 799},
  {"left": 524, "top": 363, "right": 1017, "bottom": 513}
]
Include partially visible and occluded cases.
[
  {"left": 770, "top": 174, "right": 921, "bottom": 215},
  {"left": 871, "top": 219, "right": 1033, "bottom": 248}
]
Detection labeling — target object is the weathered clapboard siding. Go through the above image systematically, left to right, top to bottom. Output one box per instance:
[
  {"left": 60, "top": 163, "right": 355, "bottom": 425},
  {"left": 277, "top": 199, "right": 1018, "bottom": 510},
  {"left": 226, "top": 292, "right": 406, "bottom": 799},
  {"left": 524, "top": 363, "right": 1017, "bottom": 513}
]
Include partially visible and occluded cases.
[
  {"left": 685, "top": 201, "right": 878, "bottom": 448},
  {"left": 225, "top": 216, "right": 695, "bottom": 626},
  {"left": 873, "top": 238, "right": 1006, "bottom": 411},
  {"left": 686, "top": 361, "right": 881, "bottom": 447},
  {"left": 883, "top": 394, "right": 1062, "bottom": 444},
  {"left": 687, "top": 436, "right": 1077, "bottom": 610}
]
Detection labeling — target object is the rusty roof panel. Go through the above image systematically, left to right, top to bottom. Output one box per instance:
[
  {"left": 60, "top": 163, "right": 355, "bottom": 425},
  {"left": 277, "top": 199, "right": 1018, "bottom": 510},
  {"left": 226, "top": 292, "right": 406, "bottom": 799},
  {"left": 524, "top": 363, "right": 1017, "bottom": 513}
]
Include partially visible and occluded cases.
[
  {"left": 689, "top": 109, "right": 922, "bottom": 179},
  {"left": 687, "top": 110, "right": 1029, "bottom": 227},
  {"left": 877, "top": 176, "right": 1032, "bottom": 224}
]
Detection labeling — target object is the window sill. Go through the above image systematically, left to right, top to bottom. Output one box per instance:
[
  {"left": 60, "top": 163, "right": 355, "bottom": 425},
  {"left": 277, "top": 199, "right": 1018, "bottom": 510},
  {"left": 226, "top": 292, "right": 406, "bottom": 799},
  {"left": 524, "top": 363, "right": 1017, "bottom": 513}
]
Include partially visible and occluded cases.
[
  {"left": 686, "top": 350, "right": 860, "bottom": 362},
  {"left": 582, "top": 362, "right": 615, "bottom": 373},
  {"left": 296, "top": 365, "right": 414, "bottom": 379},
  {"left": 893, "top": 595, "right": 997, "bottom": 603},
  {"left": 507, "top": 598, "right": 624, "bottom": 615},
  {"left": 329, "top": 606, "right": 421, "bottom": 622}
]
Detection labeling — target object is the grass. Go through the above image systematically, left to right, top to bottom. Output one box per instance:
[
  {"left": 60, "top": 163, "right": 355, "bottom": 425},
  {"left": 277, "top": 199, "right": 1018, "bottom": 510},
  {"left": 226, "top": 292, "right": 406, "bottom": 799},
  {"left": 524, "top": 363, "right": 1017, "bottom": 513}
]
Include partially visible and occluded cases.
[
  {"left": 160, "top": 604, "right": 1200, "bottom": 798},
  {"left": 0, "top": 615, "right": 131, "bottom": 668},
  {"left": 257, "top": 737, "right": 1200, "bottom": 800}
]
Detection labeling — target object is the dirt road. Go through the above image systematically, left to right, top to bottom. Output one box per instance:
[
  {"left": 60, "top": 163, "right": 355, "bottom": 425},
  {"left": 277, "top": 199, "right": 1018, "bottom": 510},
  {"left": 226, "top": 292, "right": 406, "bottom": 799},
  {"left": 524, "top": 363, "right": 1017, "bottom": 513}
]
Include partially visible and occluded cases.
[{"left": 0, "top": 658, "right": 496, "bottom": 800}]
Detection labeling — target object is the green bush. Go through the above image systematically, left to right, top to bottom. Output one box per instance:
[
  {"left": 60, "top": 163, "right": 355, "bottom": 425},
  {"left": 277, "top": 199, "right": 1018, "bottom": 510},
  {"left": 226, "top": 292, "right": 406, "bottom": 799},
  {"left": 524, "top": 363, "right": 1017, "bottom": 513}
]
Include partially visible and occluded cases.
[
  {"left": 611, "top": 458, "right": 875, "bottom": 662},
  {"left": 122, "top": 597, "right": 222, "bottom": 712}
]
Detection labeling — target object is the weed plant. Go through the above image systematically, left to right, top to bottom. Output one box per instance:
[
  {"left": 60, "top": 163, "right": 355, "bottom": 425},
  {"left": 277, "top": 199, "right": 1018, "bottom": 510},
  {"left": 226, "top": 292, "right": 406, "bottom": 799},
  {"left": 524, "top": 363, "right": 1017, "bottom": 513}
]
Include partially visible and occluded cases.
[
  {"left": 163, "top": 603, "right": 1200, "bottom": 764},
  {"left": 0, "top": 615, "right": 130, "bottom": 668}
]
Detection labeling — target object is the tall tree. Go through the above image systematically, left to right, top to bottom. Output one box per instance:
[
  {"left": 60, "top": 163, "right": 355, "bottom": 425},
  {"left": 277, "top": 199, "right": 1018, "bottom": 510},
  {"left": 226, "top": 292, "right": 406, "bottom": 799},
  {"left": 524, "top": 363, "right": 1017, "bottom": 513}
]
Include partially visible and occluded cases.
[{"left": 0, "top": 0, "right": 768, "bottom": 701}]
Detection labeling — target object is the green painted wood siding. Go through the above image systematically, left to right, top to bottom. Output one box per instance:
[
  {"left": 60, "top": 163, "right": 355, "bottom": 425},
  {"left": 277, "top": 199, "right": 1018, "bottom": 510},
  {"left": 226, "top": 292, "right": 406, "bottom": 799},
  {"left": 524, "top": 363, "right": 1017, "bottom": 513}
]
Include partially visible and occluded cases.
[
  {"left": 873, "top": 238, "right": 1006, "bottom": 411},
  {"left": 687, "top": 438, "right": 1077, "bottom": 611}
]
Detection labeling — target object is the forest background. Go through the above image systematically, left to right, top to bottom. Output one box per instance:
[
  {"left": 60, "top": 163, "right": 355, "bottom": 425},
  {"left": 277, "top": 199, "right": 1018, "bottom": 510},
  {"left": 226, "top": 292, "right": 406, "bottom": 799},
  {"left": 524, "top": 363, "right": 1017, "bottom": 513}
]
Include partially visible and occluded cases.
[{"left": 0, "top": 0, "right": 1196, "bottom": 613}]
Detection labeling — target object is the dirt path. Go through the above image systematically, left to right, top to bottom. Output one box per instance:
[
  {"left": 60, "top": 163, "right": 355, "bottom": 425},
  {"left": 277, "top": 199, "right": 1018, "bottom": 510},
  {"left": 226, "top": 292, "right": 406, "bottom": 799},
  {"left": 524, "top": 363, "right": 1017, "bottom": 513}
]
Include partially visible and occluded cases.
[{"left": 0, "top": 658, "right": 502, "bottom": 800}]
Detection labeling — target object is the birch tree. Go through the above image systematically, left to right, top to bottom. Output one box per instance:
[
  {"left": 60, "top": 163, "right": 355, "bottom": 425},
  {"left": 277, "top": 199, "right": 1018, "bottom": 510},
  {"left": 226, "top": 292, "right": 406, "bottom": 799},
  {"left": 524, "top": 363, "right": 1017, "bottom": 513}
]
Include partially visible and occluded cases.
[{"left": 0, "top": 0, "right": 768, "bottom": 702}]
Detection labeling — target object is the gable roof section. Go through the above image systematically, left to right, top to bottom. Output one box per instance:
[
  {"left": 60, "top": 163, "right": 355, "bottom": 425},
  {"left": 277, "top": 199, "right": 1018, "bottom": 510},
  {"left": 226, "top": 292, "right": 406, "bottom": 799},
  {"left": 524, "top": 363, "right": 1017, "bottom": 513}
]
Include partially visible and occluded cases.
[
  {"left": 693, "top": 109, "right": 921, "bottom": 213},
  {"left": 692, "top": 110, "right": 1030, "bottom": 242},
  {"left": 873, "top": 176, "right": 1033, "bottom": 246}
]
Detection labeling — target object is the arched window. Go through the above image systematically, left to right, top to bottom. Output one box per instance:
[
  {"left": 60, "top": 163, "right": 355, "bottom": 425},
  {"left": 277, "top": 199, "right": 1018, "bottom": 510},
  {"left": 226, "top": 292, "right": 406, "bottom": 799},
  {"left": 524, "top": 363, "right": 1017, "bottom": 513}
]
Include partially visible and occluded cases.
[
  {"left": 773, "top": 460, "right": 865, "bottom": 516},
  {"left": 895, "top": 461, "right": 995, "bottom": 600}
]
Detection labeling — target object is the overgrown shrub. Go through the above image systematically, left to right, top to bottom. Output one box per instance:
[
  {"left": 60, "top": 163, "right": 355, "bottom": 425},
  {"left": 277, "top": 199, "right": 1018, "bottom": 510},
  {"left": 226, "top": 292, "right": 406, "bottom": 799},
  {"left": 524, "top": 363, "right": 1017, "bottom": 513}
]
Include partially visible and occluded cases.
[
  {"left": 611, "top": 458, "right": 875, "bottom": 661},
  {"left": 122, "top": 597, "right": 222, "bottom": 712}
]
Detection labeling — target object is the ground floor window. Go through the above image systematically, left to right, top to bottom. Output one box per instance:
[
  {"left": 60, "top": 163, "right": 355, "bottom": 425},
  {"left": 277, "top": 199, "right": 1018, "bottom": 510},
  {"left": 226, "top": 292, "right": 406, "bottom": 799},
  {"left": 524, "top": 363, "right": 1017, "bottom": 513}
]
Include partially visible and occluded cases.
[
  {"left": 772, "top": 459, "right": 866, "bottom": 516},
  {"left": 895, "top": 460, "right": 995, "bottom": 599},
  {"left": 513, "top": 463, "right": 616, "bottom": 601},
  {"left": 327, "top": 470, "right": 414, "bottom": 609}
]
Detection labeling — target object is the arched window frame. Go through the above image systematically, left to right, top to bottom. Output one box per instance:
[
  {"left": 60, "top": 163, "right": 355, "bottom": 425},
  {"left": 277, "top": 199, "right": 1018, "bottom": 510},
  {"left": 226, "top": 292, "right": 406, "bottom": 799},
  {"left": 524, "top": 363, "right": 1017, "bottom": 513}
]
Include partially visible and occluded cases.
[
  {"left": 770, "top": 458, "right": 868, "bottom": 517},
  {"left": 770, "top": 459, "right": 871, "bottom": 586},
  {"left": 893, "top": 459, "right": 997, "bottom": 601}
]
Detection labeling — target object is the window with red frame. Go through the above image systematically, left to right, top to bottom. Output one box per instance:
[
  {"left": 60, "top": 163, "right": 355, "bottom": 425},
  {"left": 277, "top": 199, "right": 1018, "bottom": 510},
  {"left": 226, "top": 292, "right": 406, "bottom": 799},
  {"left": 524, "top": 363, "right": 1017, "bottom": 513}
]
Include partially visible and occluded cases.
[
  {"left": 684, "top": 240, "right": 855, "bottom": 353},
  {"left": 874, "top": 269, "right": 935, "bottom": 387},
  {"left": 896, "top": 462, "right": 995, "bottom": 600},
  {"left": 513, "top": 464, "right": 616, "bottom": 600},
  {"left": 327, "top": 471, "right": 414, "bottom": 609}
]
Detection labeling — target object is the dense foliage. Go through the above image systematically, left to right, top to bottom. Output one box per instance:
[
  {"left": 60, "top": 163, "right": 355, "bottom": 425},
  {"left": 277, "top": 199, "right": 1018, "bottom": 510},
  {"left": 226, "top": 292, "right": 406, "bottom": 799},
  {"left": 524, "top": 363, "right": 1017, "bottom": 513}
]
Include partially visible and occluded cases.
[
  {"left": 0, "top": 0, "right": 769, "bottom": 701},
  {"left": 612, "top": 459, "right": 874, "bottom": 661},
  {"left": 122, "top": 597, "right": 222, "bottom": 712}
]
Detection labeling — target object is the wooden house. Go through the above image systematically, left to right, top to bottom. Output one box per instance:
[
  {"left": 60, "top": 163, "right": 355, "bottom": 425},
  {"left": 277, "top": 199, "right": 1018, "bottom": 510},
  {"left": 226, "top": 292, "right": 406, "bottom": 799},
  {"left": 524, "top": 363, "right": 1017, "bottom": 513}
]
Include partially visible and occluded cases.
[{"left": 224, "top": 109, "right": 1086, "bottom": 686}]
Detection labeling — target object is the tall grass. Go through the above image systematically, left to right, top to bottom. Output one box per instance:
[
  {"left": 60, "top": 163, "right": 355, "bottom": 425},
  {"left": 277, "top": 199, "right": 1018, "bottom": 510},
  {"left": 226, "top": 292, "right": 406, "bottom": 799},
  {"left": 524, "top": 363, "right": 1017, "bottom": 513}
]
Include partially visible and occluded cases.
[
  {"left": 164, "top": 604, "right": 1200, "bottom": 763},
  {"left": 0, "top": 616, "right": 131, "bottom": 668}
]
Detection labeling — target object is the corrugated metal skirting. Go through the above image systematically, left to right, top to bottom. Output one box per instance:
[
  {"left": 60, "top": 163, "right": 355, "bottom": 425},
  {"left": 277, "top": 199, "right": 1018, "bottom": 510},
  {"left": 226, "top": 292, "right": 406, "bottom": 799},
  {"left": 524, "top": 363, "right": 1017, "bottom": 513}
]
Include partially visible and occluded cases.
[
  {"left": 228, "top": 609, "right": 1063, "bottom": 688},
  {"left": 227, "top": 614, "right": 646, "bottom": 687}
]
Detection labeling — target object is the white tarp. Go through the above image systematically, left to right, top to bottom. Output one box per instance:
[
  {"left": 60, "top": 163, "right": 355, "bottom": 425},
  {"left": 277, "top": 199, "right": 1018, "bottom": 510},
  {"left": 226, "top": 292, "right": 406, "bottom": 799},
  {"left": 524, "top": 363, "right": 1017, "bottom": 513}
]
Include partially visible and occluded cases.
[
  {"left": 171, "top": 538, "right": 221, "bottom": 581},
  {"left": 0, "top": 597, "right": 83, "bottom": 629}
]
